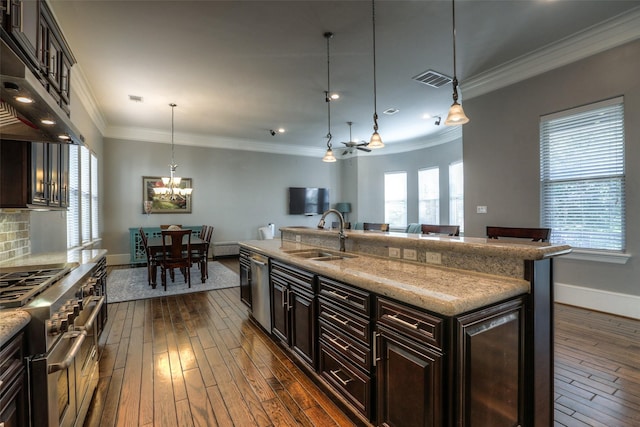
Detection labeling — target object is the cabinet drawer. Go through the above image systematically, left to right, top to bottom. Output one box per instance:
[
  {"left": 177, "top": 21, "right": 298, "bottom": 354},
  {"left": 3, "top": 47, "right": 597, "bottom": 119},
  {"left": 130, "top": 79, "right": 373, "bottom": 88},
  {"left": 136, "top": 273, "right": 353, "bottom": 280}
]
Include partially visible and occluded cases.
[
  {"left": 271, "top": 260, "right": 314, "bottom": 292},
  {"left": 318, "top": 276, "right": 371, "bottom": 316},
  {"left": 319, "top": 298, "right": 371, "bottom": 345},
  {"left": 377, "top": 298, "right": 444, "bottom": 350},
  {"left": 319, "top": 321, "right": 371, "bottom": 372},
  {"left": 319, "top": 343, "right": 372, "bottom": 420}
]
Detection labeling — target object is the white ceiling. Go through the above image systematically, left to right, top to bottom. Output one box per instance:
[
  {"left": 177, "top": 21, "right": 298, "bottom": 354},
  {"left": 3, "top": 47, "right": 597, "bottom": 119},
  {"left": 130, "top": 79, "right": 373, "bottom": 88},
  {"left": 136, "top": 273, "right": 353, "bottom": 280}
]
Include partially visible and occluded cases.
[{"left": 49, "top": 0, "right": 640, "bottom": 157}]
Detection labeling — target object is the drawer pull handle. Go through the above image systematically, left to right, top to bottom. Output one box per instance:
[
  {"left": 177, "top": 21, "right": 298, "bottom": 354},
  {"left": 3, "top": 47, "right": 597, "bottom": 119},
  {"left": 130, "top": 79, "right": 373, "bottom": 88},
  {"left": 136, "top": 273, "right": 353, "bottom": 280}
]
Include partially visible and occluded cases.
[
  {"left": 328, "top": 290, "right": 349, "bottom": 300},
  {"left": 328, "top": 313, "right": 349, "bottom": 326},
  {"left": 387, "top": 313, "right": 420, "bottom": 330},
  {"left": 328, "top": 336, "right": 350, "bottom": 352},
  {"left": 330, "top": 369, "right": 353, "bottom": 386}
]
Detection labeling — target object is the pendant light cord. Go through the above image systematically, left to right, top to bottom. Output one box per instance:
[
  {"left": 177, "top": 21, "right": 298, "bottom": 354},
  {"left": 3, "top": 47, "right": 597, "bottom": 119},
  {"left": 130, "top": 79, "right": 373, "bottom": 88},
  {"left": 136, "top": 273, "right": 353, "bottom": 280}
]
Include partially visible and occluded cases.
[
  {"left": 371, "top": 0, "right": 379, "bottom": 132},
  {"left": 451, "top": 0, "right": 459, "bottom": 103},
  {"left": 325, "top": 32, "right": 333, "bottom": 146}
]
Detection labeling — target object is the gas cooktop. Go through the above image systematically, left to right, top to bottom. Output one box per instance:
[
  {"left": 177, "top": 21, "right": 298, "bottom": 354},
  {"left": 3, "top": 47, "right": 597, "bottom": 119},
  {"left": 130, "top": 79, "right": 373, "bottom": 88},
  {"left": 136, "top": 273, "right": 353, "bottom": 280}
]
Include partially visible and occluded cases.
[{"left": 0, "top": 266, "right": 71, "bottom": 308}]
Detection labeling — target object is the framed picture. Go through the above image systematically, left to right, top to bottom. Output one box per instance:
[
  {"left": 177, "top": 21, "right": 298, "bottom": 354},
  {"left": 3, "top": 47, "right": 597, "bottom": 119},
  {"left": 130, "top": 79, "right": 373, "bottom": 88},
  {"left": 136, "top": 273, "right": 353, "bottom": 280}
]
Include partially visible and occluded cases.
[{"left": 142, "top": 176, "right": 193, "bottom": 214}]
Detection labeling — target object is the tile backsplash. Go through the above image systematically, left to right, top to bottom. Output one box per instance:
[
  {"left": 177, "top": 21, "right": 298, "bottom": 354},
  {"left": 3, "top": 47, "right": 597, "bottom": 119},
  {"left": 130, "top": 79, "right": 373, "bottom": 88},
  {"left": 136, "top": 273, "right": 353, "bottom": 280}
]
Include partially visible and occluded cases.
[{"left": 0, "top": 212, "right": 30, "bottom": 262}]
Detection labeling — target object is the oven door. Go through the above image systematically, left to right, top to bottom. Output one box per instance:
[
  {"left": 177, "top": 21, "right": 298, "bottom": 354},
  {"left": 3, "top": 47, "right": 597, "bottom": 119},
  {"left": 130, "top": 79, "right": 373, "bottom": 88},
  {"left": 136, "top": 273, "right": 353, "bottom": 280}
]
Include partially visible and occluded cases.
[
  {"left": 74, "top": 295, "right": 104, "bottom": 422},
  {"left": 30, "top": 330, "right": 86, "bottom": 427}
]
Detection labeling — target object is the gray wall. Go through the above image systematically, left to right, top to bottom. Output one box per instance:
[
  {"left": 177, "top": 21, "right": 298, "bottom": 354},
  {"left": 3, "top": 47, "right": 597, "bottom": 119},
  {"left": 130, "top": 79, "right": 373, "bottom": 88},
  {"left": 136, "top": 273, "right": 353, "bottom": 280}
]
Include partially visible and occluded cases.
[
  {"left": 464, "top": 40, "right": 640, "bottom": 298},
  {"left": 102, "top": 138, "right": 341, "bottom": 258}
]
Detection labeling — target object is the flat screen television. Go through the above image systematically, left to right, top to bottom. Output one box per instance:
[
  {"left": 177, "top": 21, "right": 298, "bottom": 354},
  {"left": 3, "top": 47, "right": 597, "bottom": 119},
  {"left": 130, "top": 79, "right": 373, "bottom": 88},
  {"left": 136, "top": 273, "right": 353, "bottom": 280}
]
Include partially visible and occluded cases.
[{"left": 288, "top": 187, "right": 330, "bottom": 215}]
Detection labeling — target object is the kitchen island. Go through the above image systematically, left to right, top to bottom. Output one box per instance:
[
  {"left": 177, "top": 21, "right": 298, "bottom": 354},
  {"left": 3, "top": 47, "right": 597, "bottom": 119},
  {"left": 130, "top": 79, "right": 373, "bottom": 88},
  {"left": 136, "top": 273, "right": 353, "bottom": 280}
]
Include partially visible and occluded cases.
[{"left": 240, "top": 227, "right": 570, "bottom": 427}]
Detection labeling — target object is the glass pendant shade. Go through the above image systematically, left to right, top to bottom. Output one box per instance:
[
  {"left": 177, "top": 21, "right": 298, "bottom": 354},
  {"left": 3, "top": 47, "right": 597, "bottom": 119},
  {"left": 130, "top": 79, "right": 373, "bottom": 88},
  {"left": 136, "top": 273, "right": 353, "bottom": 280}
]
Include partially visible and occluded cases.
[
  {"left": 445, "top": 101, "right": 469, "bottom": 125},
  {"left": 368, "top": 130, "right": 384, "bottom": 148},
  {"left": 322, "top": 147, "right": 337, "bottom": 162}
]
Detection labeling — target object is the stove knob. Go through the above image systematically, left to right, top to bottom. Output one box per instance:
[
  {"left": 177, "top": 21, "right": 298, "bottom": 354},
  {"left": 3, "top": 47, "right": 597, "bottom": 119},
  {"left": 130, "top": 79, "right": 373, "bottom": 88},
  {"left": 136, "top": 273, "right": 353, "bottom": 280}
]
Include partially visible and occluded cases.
[
  {"left": 77, "top": 299, "right": 84, "bottom": 310},
  {"left": 60, "top": 317, "right": 69, "bottom": 332}
]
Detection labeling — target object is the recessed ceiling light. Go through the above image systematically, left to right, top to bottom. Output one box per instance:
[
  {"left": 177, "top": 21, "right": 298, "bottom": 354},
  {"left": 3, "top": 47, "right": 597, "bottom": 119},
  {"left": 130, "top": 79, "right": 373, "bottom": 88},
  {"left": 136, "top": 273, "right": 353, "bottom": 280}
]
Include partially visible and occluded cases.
[
  {"left": 330, "top": 93, "right": 340, "bottom": 100},
  {"left": 128, "top": 95, "right": 143, "bottom": 102},
  {"left": 15, "top": 96, "right": 34, "bottom": 104},
  {"left": 383, "top": 108, "right": 399, "bottom": 115},
  {"left": 41, "top": 119, "right": 56, "bottom": 125},
  {"left": 278, "top": 128, "right": 285, "bottom": 133},
  {"left": 58, "top": 134, "right": 70, "bottom": 141}
]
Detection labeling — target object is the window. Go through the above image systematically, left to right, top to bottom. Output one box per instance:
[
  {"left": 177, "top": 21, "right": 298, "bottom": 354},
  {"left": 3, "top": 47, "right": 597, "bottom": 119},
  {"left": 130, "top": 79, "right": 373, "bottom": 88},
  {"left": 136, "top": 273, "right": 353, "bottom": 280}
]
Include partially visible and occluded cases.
[
  {"left": 540, "top": 97, "right": 625, "bottom": 251},
  {"left": 67, "top": 145, "right": 99, "bottom": 248},
  {"left": 449, "top": 161, "right": 464, "bottom": 232},
  {"left": 418, "top": 167, "right": 439, "bottom": 224},
  {"left": 384, "top": 172, "right": 407, "bottom": 227}
]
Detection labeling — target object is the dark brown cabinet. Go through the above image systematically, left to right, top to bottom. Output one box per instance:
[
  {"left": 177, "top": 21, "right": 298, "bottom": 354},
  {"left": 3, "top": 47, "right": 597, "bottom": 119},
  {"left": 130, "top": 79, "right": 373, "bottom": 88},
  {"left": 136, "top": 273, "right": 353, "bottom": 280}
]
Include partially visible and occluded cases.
[
  {"left": 2, "top": 0, "right": 76, "bottom": 115},
  {"left": 6, "top": 0, "right": 40, "bottom": 67},
  {"left": 0, "top": 140, "right": 68, "bottom": 209},
  {"left": 30, "top": 141, "right": 68, "bottom": 208},
  {"left": 239, "top": 249, "right": 252, "bottom": 308},
  {"left": 270, "top": 260, "right": 316, "bottom": 368},
  {"left": 317, "top": 276, "right": 374, "bottom": 420},
  {"left": 376, "top": 297, "right": 445, "bottom": 427},
  {"left": 455, "top": 298, "right": 525, "bottom": 427},
  {"left": 0, "top": 332, "right": 27, "bottom": 427}
]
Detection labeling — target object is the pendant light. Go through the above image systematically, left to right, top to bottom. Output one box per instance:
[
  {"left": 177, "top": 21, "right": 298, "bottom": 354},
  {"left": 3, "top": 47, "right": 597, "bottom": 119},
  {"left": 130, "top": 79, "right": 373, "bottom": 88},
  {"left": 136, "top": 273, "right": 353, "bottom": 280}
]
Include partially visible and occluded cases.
[
  {"left": 368, "top": 0, "right": 384, "bottom": 148},
  {"left": 445, "top": 0, "right": 470, "bottom": 126},
  {"left": 322, "top": 31, "right": 337, "bottom": 163},
  {"left": 153, "top": 103, "right": 193, "bottom": 199}
]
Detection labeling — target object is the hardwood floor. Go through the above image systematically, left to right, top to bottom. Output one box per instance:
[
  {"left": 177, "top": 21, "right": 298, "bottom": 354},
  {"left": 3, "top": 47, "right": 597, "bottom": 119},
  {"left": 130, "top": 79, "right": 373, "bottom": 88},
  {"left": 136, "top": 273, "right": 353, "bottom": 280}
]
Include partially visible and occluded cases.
[{"left": 90, "top": 260, "right": 640, "bottom": 426}]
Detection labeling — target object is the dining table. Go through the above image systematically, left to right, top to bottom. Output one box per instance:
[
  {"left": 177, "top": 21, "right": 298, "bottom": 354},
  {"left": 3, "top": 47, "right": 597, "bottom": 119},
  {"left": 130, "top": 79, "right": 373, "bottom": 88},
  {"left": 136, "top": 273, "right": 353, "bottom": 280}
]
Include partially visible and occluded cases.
[{"left": 146, "top": 235, "right": 207, "bottom": 288}]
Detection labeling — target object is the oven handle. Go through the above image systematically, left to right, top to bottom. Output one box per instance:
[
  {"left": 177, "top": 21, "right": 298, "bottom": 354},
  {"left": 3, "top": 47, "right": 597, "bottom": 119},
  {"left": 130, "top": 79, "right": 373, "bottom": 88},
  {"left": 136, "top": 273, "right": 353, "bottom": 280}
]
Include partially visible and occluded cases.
[
  {"left": 77, "top": 295, "right": 105, "bottom": 331},
  {"left": 48, "top": 330, "right": 87, "bottom": 374}
]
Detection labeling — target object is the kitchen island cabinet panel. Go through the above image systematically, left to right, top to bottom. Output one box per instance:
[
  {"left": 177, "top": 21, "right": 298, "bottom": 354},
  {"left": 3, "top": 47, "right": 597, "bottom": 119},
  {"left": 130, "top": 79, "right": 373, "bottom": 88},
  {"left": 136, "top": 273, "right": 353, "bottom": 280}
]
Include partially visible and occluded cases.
[
  {"left": 239, "top": 249, "right": 251, "bottom": 308},
  {"left": 270, "top": 260, "right": 316, "bottom": 369},
  {"left": 456, "top": 297, "right": 525, "bottom": 427},
  {"left": 376, "top": 325, "right": 443, "bottom": 427}
]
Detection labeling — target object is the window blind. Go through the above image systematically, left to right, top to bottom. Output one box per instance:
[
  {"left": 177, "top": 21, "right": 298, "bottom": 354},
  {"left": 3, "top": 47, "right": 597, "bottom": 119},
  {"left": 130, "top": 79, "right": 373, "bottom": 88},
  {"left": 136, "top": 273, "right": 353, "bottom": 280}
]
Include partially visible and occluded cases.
[
  {"left": 540, "top": 97, "right": 625, "bottom": 250},
  {"left": 67, "top": 145, "right": 80, "bottom": 248},
  {"left": 81, "top": 146, "right": 91, "bottom": 244},
  {"left": 91, "top": 153, "right": 99, "bottom": 240},
  {"left": 449, "top": 161, "right": 464, "bottom": 232},
  {"left": 418, "top": 167, "right": 439, "bottom": 224},
  {"left": 384, "top": 171, "right": 407, "bottom": 227}
]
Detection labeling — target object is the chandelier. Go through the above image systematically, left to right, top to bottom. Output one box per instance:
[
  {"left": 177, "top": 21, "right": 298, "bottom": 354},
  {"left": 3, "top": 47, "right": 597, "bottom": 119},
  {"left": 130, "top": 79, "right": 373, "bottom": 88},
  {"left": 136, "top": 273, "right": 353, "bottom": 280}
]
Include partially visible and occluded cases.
[{"left": 153, "top": 103, "right": 193, "bottom": 200}]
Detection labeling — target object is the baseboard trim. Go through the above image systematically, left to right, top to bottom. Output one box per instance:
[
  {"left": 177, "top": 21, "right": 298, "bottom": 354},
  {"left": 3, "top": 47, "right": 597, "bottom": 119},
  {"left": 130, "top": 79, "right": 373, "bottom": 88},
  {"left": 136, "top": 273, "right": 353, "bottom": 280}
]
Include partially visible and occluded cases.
[
  {"left": 107, "top": 253, "right": 132, "bottom": 266},
  {"left": 555, "top": 282, "right": 640, "bottom": 320}
]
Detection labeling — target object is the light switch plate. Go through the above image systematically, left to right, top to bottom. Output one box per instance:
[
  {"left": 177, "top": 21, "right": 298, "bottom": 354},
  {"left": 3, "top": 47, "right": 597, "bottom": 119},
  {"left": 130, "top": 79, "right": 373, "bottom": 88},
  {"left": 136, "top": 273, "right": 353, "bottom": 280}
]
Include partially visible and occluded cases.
[
  {"left": 477, "top": 205, "right": 487, "bottom": 214},
  {"left": 295, "top": 235, "right": 301, "bottom": 242}
]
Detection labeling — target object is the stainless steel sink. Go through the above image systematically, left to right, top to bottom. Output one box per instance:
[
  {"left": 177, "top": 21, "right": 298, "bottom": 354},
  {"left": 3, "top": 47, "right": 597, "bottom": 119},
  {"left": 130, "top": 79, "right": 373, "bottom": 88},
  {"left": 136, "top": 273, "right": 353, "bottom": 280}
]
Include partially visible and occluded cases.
[{"left": 283, "top": 249, "right": 357, "bottom": 261}]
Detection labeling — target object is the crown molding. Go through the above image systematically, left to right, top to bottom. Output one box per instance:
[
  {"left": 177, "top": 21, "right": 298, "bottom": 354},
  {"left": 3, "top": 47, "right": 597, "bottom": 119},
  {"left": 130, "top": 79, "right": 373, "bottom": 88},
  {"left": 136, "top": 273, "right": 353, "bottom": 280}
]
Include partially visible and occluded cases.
[
  {"left": 462, "top": 7, "right": 640, "bottom": 99},
  {"left": 70, "top": 65, "right": 107, "bottom": 134},
  {"left": 105, "top": 125, "right": 327, "bottom": 158}
]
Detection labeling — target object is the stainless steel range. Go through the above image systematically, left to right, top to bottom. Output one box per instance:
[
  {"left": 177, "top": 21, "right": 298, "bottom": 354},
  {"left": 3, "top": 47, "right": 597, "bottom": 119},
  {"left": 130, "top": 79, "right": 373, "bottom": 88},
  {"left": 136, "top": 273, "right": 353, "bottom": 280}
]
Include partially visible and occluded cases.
[{"left": 2, "top": 262, "right": 105, "bottom": 427}]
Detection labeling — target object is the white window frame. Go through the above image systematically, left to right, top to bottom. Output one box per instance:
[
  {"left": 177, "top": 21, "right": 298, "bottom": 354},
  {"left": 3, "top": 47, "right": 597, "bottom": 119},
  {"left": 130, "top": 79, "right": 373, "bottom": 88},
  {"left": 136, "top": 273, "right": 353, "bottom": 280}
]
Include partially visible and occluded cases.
[
  {"left": 540, "top": 96, "right": 625, "bottom": 252},
  {"left": 67, "top": 145, "right": 99, "bottom": 248},
  {"left": 449, "top": 161, "right": 464, "bottom": 232},
  {"left": 384, "top": 171, "right": 407, "bottom": 228}
]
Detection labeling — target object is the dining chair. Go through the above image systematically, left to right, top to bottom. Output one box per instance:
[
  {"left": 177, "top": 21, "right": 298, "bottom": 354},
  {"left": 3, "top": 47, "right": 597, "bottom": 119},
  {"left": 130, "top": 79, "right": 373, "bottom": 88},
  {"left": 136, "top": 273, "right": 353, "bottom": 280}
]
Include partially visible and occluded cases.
[
  {"left": 363, "top": 222, "right": 389, "bottom": 231},
  {"left": 421, "top": 224, "right": 460, "bottom": 236},
  {"left": 191, "top": 225, "right": 214, "bottom": 280},
  {"left": 486, "top": 226, "right": 551, "bottom": 242},
  {"left": 139, "top": 227, "right": 157, "bottom": 287},
  {"left": 159, "top": 229, "right": 192, "bottom": 291}
]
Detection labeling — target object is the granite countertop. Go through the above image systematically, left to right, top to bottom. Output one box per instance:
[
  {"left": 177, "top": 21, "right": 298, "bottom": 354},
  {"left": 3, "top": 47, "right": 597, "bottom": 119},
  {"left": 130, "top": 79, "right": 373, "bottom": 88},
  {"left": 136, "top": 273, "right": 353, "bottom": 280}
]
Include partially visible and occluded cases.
[
  {"left": 280, "top": 226, "right": 572, "bottom": 260},
  {"left": 240, "top": 239, "right": 530, "bottom": 317},
  {"left": 0, "top": 248, "right": 107, "bottom": 270},
  {"left": 0, "top": 309, "right": 30, "bottom": 347}
]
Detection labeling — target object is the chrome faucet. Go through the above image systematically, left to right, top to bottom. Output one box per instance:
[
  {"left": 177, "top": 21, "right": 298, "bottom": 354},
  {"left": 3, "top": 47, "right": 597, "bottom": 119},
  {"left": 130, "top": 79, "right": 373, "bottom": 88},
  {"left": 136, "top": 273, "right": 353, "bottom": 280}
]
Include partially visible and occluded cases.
[{"left": 317, "top": 208, "right": 347, "bottom": 252}]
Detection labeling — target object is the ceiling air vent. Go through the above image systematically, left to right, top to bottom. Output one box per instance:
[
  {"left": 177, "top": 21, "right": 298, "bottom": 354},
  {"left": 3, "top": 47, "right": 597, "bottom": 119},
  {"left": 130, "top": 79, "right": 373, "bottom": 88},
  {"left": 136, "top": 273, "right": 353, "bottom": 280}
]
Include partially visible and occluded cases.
[
  {"left": 412, "top": 69, "right": 452, "bottom": 88},
  {"left": 129, "top": 95, "right": 143, "bottom": 102}
]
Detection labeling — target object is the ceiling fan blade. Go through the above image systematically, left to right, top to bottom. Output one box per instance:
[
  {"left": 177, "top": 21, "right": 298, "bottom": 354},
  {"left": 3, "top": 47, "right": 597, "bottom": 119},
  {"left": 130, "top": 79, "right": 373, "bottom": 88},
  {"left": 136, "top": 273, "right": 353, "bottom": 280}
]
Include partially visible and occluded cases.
[
  {"left": 357, "top": 147, "right": 372, "bottom": 152},
  {"left": 342, "top": 150, "right": 349, "bottom": 155}
]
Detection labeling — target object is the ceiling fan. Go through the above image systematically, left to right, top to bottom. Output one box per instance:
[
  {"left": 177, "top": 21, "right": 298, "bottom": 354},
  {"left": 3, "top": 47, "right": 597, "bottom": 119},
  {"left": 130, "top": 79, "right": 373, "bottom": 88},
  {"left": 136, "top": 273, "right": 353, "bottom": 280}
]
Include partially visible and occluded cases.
[{"left": 341, "top": 121, "right": 371, "bottom": 155}]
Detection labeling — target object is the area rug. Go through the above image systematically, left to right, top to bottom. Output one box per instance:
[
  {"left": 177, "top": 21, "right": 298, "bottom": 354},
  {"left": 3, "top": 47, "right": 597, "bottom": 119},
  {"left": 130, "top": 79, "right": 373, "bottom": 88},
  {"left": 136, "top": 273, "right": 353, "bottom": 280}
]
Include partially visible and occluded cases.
[{"left": 107, "top": 261, "right": 239, "bottom": 303}]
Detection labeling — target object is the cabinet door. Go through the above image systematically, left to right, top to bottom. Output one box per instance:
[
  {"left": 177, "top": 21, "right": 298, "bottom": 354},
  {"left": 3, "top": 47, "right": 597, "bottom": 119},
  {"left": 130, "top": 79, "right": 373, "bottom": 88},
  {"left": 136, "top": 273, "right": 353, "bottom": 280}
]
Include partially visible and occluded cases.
[
  {"left": 8, "top": 0, "right": 40, "bottom": 66},
  {"left": 30, "top": 142, "right": 48, "bottom": 205},
  {"left": 48, "top": 143, "right": 60, "bottom": 207},
  {"left": 59, "top": 143, "right": 69, "bottom": 207},
  {"left": 270, "top": 277, "right": 289, "bottom": 344},
  {"left": 289, "top": 285, "right": 315, "bottom": 368},
  {"left": 376, "top": 326, "right": 443, "bottom": 427}
]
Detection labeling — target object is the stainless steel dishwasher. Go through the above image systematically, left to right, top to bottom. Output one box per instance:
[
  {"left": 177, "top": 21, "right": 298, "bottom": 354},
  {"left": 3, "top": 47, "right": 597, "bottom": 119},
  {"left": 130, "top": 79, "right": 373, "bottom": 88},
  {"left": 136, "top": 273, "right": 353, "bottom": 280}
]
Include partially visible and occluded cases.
[{"left": 249, "top": 253, "right": 271, "bottom": 331}]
